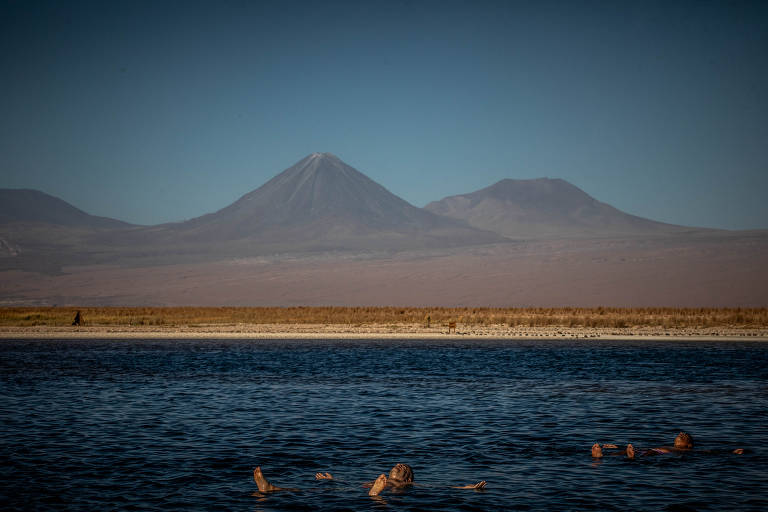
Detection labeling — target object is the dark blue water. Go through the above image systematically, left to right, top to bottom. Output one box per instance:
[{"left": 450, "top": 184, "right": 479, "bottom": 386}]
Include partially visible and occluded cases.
[{"left": 1, "top": 339, "right": 766, "bottom": 511}]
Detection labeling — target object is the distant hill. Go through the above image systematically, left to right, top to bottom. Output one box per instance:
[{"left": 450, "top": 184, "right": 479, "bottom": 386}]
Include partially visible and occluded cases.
[
  {"left": 161, "top": 152, "right": 503, "bottom": 252},
  {"left": 3, "top": 156, "right": 766, "bottom": 306},
  {"left": 0, "top": 157, "right": 731, "bottom": 273},
  {"left": 425, "top": 178, "right": 693, "bottom": 238},
  {"left": 0, "top": 189, "right": 132, "bottom": 229},
  {"left": 0, "top": 189, "right": 136, "bottom": 271}
]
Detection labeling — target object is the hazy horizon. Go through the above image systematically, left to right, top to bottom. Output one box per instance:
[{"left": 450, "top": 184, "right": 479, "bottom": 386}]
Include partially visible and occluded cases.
[
  {"left": 2, "top": 0, "right": 767, "bottom": 229},
  {"left": 0, "top": 151, "right": 740, "bottom": 231}
]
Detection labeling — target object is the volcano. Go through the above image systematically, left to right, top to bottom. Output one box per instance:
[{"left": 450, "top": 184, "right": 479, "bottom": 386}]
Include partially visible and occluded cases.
[
  {"left": 165, "top": 152, "right": 503, "bottom": 252},
  {"left": 2, "top": 156, "right": 764, "bottom": 306},
  {"left": 425, "top": 178, "right": 691, "bottom": 239}
]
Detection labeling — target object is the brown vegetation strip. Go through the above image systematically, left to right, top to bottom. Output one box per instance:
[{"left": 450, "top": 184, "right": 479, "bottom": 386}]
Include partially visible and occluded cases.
[{"left": 1, "top": 307, "right": 767, "bottom": 329}]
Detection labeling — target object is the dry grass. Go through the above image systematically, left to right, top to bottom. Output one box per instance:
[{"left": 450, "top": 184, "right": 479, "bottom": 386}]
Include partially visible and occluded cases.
[{"left": 1, "top": 307, "right": 767, "bottom": 329}]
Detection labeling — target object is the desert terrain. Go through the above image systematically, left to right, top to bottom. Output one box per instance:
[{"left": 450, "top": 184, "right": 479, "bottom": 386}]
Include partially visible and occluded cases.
[{"left": 2, "top": 233, "right": 766, "bottom": 307}]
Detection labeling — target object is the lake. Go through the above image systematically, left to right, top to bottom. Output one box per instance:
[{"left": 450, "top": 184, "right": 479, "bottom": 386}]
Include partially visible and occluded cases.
[{"left": 1, "top": 338, "right": 766, "bottom": 510}]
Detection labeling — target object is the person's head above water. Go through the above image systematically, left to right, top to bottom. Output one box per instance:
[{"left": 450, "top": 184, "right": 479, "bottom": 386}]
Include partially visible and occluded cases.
[
  {"left": 674, "top": 432, "right": 694, "bottom": 449},
  {"left": 388, "top": 463, "right": 414, "bottom": 484}
]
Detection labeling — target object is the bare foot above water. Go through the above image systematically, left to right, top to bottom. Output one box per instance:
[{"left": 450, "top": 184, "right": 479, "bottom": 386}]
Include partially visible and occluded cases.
[
  {"left": 253, "top": 466, "right": 297, "bottom": 492},
  {"left": 368, "top": 474, "right": 388, "bottom": 496}
]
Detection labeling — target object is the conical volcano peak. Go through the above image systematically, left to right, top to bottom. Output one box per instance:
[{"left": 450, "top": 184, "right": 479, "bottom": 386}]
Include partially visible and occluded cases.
[
  {"left": 198, "top": 152, "right": 412, "bottom": 229},
  {"left": 295, "top": 152, "right": 348, "bottom": 176},
  {"left": 304, "top": 152, "right": 343, "bottom": 168},
  {"left": 308, "top": 152, "right": 339, "bottom": 160},
  {"left": 175, "top": 153, "right": 504, "bottom": 249}
]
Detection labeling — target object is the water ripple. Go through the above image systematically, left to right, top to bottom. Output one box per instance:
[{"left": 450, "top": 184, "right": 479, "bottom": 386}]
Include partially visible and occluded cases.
[{"left": 1, "top": 338, "right": 766, "bottom": 510}]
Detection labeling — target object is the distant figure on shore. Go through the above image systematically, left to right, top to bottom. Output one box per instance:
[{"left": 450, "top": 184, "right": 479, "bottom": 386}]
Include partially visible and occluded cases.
[
  {"left": 72, "top": 311, "right": 82, "bottom": 326},
  {"left": 448, "top": 321, "right": 457, "bottom": 334},
  {"left": 592, "top": 432, "right": 744, "bottom": 458},
  {"left": 254, "top": 463, "right": 486, "bottom": 497}
]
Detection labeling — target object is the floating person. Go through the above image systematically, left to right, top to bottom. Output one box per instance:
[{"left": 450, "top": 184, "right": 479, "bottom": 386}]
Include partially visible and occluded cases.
[
  {"left": 72, "top": 311, "right": 82, "bottom": 326},
  {"left": 636, "top": 431, "right": 694, "bottom": 456},
  {"left": 592, "top": 432, "right": 744, "bottom": 458},
  {"left": 358, "top": 462, "right": 485, "bottom": 496},
  {"left": 365, "top": 462, "right": 415, "bottom": 496},
  {"left": 254, "top": 463, "right": 486, "bottom": 497}
]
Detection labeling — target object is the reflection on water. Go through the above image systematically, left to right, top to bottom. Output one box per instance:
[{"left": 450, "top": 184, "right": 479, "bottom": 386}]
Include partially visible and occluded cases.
[{"left": 0, "top": 339, "right": 766, "bottom": 510}]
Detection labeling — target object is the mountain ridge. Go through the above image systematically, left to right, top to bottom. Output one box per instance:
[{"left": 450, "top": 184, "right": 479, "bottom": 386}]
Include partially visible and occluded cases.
[
  {"left": 162, "top": 152, "right": 503, "bottom": 251},
  {"left": 0, "top": 154, "right": 728, "bottom": 269},
  {"left": 1, "top": 154, "right": 764, "bottom": 306},
  {"left": 1, "top": 160, "right": 716, "bottom": 239},
  {"left": 425, "top": 177, "right": 694, "bottom": 238},
  {"left": 0, "top": 188, "right": 133, "bottom": 229}
]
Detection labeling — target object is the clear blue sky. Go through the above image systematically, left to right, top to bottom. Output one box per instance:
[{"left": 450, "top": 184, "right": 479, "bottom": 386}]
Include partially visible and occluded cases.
[{"left": 1, "top": 0, "right": 766, "bottom": 229}]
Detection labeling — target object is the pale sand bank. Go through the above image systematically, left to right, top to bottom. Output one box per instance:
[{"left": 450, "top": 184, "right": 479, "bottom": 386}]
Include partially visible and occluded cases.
[{"left": 1, "top": 324, "right": 766, "bottom": 341}]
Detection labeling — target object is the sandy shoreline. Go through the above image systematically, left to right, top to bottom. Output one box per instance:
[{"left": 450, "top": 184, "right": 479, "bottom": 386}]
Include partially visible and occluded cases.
[{"left": 1, "top": 324, "right": 766, "bottom": 341}]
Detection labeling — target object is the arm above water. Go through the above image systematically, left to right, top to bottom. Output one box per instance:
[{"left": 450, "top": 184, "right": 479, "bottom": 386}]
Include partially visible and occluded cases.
[
  {"left": 693, "top": 448, "right": 746, "bottom": 455},
  {"left": 315, "top": 471, "right": 355, "bottom": 484},
  {"left": 451, "top": 481, "right": 487, "bottom": 490}
]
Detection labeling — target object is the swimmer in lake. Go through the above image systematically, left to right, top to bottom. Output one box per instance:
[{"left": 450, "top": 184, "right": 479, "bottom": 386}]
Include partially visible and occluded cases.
[
  {"left": 592, "top": 432, "right": 744, "bottom": 458},
  {"left": 360, "top": 462, "right": 486, "bottom": 496},
  {"left": 254, "top": 463, "right": 486, "bottom": 496}
]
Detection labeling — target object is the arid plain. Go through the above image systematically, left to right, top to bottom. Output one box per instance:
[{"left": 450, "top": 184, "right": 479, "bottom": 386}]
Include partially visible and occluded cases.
[
  {"left": 2, "top": 232, "right": 766, "bottom": 308},
  {"left": 2, "top": 306, "right": 766, "bottom": 340}
]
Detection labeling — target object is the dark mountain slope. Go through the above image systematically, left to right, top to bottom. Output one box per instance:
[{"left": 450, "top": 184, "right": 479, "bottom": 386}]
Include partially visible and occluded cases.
[{"left": 0, "top": 189, "right": 132, "bottom": 229}]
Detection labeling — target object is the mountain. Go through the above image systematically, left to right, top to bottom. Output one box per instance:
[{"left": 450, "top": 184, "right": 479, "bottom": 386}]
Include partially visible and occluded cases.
[
  {"left": 161, "top": 152, "right": 503, "bottom": 252},
  {"left": 0, "top": 155, "right": 504, "bottom": 269},
  {"left": 3, "top": 158, "right": 765, "bottom": 306},
  {"left": 425, "top": 178, "right": 693, "bottom": 239},
  {"left": 0, "top": 188, "right": 132, "bottom": 229},
  {"left": 0, "top": 189, "right": 136, "bottom": 272}
]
